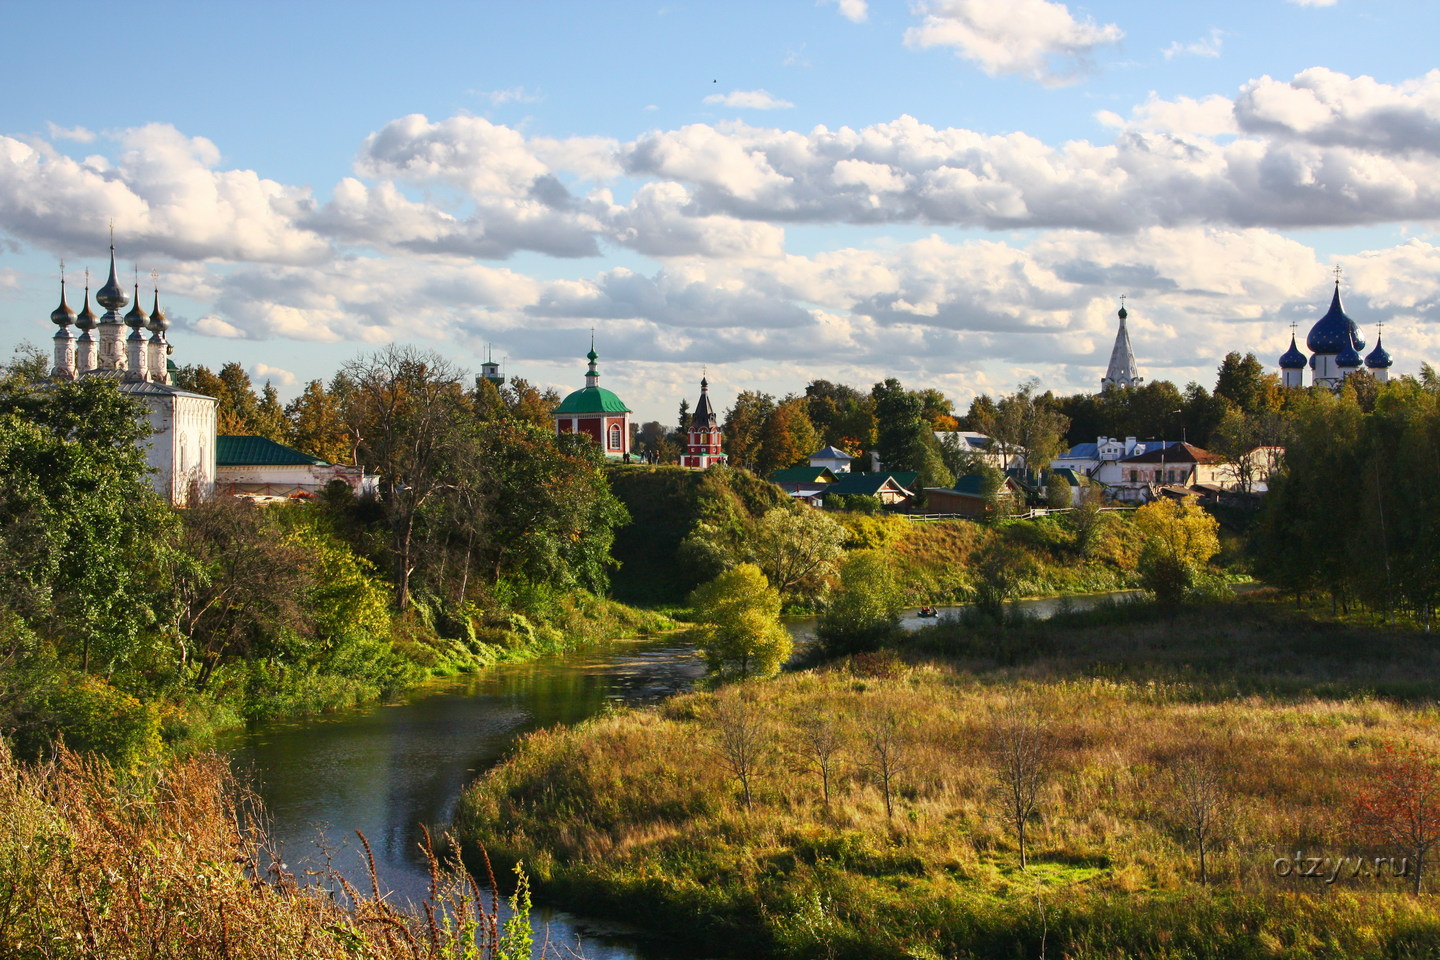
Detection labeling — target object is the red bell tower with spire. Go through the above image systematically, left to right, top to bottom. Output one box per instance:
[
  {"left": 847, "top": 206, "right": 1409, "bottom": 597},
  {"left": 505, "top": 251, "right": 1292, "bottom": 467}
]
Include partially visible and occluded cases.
[{"left": 681, "top": 374, "right": 726, "bottom": 469}]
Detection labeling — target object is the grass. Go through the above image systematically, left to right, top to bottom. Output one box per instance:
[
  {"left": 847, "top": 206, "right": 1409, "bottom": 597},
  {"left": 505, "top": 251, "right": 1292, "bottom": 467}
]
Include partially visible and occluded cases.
[
  {"left": 456, "top": 597, "right": 1440, "bottom": 959},
  {"left": 0, "top": 740, "right": 549, "bottom": 960}
]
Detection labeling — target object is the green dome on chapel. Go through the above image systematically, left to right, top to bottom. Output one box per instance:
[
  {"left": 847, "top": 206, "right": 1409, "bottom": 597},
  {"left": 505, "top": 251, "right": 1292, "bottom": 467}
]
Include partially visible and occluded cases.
[{"left": 555, "top": 385, "right": 630, "bottom": 415}]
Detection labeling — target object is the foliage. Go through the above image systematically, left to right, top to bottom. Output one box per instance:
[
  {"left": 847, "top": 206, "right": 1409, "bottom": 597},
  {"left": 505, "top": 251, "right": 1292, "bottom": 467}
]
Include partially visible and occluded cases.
[
  {"left": 1133, "top": 498, "right": 1221, "bottom": 603},
  {"left": 751, "top": 506, "right": 847, "bottom": 602},
  {"left": 817, "top": 550, "right": 905, "bottom": 654},
  {"left": 689, "top": 564, "right": 792, "bottom": 681},
  {"left": 460, "top": 598, "right": 1440, "bottom": 960},
  {"left": 0, "top": 743, "right": 532, "bottom": 959},
  {"left": 1350, "top": 744, "right": 1440, "bottom": 895}
]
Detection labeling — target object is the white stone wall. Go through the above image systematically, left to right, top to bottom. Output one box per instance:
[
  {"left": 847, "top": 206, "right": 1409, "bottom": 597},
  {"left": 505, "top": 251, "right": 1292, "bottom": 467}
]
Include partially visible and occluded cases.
[{"left": 141, "top": 393, "right": 217, "bottom": 506}]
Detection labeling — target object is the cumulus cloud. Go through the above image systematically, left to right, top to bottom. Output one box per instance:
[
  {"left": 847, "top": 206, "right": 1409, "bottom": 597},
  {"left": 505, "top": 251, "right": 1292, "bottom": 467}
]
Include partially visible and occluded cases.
[
  {"left": 820, "top": 0, "right": 868, "bottom": 24},
  {"left": 904, "top": 0, "right": 1124, "bottom": 87},
  {"left": 1163, "top": 28, "right": 1223, "bottom": 60},
  {"left": 1235, "top": 67, "right": 1440, "bottom": 155},
  {"left": 477, "top": 86, "right": 542, "bottom": 106},
  {"left": 703, "top": 89, "right": 796, "bottom": 110},
  {"left": 45, "top": 123, "right": 95, "bottom": 143},
  {"left": 0, "top": 124, "right": 328, "bottom": 264},
  {"left": 249, "top": 362, "right": 297, "bottom": 386}
]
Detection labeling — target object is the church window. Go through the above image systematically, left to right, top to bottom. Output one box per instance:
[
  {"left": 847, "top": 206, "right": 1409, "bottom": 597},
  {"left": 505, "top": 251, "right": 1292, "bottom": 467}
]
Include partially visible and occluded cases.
[{"left": 608, "top": 424, "right": 621, "bottom": 450}]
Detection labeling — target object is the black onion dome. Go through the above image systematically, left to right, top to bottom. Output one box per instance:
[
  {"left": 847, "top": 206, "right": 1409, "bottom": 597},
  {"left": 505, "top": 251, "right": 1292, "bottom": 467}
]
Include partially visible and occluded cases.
[
  {"left": 95, "top": 246, "right": 129, "bottom": 312},
  {"left": 50, "top": 280, "right": 75, "bottom": 326},
  {"left": 1307, "top": 283, "right": 1365, "bottom": 354},
  {"left": 124, "top": 284, "right": 149, "bottom": 329},
  {"left": 74, "top": 288, "right": 98, "bottom": 331},
  {"left": 147, "top": 290, "right": 169, "bottom": 334},
  {"left": 1278, "top": 334, "right": 1307, "bottom": 370},
  {"left": 1365, "top": 334, "right": 1393, "bottom": 370}
]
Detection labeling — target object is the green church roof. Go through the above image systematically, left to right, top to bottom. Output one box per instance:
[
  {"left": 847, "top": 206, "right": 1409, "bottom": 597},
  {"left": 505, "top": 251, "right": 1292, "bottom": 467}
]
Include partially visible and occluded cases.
[
  {"left": 554, "top": 385, "right": 631, "bottom": 415},
  {"left": 216, "top": 435, "right": 329, "bottom": 467}
]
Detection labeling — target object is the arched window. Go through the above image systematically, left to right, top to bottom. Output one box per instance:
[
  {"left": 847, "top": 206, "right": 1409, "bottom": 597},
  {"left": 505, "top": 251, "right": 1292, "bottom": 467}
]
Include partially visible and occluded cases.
[{"left": 608, "top": 424, "right": 621, "bottom": 450}]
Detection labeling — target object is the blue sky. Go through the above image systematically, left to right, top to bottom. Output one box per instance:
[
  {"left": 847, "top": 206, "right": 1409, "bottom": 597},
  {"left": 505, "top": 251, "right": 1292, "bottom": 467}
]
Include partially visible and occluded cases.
[{"left": 3, "top": 0, "right": 1438, "bottom": 424}]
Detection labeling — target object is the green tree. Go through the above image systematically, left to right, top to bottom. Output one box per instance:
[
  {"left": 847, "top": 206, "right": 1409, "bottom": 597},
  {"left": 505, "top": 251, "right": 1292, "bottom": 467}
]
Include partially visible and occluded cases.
[
  {"left": 871, "top": 378, "right": 925, "bottom": 471},
  {"left": 284, "top": 379, "right": 352, "bottom": 464},
  {"left": 723, "top": 391, "right": 775, "bottom": 471},
  {"left": 757, "top": 396, "right": 819, "bottom": 475},
  {"left": 1133, "top": 499, "right": 1221, "bottom": 603},
  {"left": 751, "top": 507, "right": 847, "bottom": 601},
  {"left": 817, "top": 550, "right": 904, "bottom": 654},
  {"left": 689, "top": 564, "right": 791, "bottom": 681}
]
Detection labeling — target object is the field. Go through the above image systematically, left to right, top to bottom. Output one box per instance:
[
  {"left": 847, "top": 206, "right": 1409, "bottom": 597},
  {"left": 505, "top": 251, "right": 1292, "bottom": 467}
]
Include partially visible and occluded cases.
[{"left": 456, "top": 596, "right": 1440, "bottom": 959}]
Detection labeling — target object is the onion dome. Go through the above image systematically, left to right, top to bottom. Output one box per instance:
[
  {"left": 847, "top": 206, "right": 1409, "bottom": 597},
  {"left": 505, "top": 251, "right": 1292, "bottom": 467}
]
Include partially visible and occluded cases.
[
  {"left": 95, "top": 245, "right": 130, "bottom": 312},
  {"left": 50, "top": 279, "right": 75, "bottom": 326},
  {"left": 1307, "top": 282, "right": 1365, "bottom": 354},
  {"left": 124, "top": 284, "right": 149, "bottom": 330},
  {"left": 74, "top": 286, "right": 98, "bottom": 331},
  {"left": 147, "top": 290, "right": 169, "bottom": 334},
  {"left": 1117, "top": 304, "right": 1128, "bottom": 321},
  {"left": 1335, "top": 333, "right": 1363, "bottom": 371},
  {"left": 1278, "top": 334, "right": 1307, "bottom": 370},
  {"left": 1365, "top": 334, "right": 1393, "bottom": 370},
  {"left": 555, "top": 342, "right": 630, "bottom": 416},
  {"left": 692, "top": 375, "right": 717, "bottom": 428}
]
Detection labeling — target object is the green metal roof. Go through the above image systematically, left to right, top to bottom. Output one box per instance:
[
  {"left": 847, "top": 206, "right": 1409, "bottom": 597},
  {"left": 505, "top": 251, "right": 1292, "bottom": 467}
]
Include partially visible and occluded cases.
[
  {"left": 554, "top": 385, "right": 631, "bottom": 415},
  {"left": 216, "top": 435, "right": 329, "bottom": 467},
  {"left": 771, "top": 466, "right": 835, "bottom": 484},
  {"left": 826, "top": 473, "right": 912, "bottom": 497}
]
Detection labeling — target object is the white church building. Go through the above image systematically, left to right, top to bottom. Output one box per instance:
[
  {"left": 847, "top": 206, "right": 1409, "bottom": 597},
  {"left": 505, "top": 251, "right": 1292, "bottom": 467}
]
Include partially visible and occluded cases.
[{"left": 48, "top": 244, "right": 217, "bottom": 506}]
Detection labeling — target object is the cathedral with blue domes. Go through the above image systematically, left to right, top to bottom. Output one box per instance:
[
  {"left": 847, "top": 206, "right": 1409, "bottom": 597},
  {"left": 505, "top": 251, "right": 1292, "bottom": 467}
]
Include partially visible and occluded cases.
[{"left": 1278, "top": 272, "right": 1393, "bottom": 389}]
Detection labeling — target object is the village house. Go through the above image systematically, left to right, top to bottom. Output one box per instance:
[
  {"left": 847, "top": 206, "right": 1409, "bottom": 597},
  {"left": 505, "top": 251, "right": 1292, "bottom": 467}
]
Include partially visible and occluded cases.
[{"left": 923, "top": 473, "right": 1026, "bottom": 518}]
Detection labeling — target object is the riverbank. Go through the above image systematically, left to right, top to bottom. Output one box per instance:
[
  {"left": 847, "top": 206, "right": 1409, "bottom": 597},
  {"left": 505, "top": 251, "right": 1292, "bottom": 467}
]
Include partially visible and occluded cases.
[{"left": 455, "top": 596, "right": 1440, "bottom": 959}]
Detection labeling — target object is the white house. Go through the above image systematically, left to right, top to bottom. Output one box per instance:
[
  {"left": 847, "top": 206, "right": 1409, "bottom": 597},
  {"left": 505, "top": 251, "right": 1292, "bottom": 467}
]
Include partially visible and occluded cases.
[{"left": 808, "top": 445, "right": 853, "bottom": 474}]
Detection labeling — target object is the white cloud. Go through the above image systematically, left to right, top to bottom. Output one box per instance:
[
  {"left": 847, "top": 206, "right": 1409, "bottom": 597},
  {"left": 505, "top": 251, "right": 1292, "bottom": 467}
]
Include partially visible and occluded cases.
[
  {"left": 820, "top": 0, "right": 868, "bottom": 24},
  {"left": 904, "top": 0, "right": 1124, "bottom": 87},
  {"left": 1288, "top": 0, "right": 1337, "bottom": 6},
  {"left": 1163, "top": 28, "right": 1223, "bottom": 60},
  {"left": 477, "top": 86, "right": 542, "bottom": 106},
  {"left": 703, "top": 89, "right": 796, "bottom": 110},
  {"left": 45, "top": 123, "right": 94, "bottom": 143},
  {"left": 249, "top": 362, "right": 297, "bottom": 386}
]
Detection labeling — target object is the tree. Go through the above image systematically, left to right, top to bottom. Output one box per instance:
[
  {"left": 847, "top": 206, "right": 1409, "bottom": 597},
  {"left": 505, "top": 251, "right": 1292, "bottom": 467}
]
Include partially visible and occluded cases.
[
  {"left": 340, "top": 346, "right": 477, "bottom": 609},
  {"left": 1214, "top": 351, "right": 1274, "bottom": 416},
  {"left": 871, "top": 378, "right": 925, "bottom": 471},
  {"left": 0, "top": 379, "right": 176, "bottom": 674},
  {"left": 284, "top": 379, "right": 351, "bottom": 464},
  {"left": 805, "top": 380, "right": 875, "bottom": 451},
  {"left": 976, "top": 380, "right": 1070, "bottom": 475},
  {"left": 723, "top": 391, "right": 775, "bottom": 471},
  {"left": 758, "top": 396, "right": 820, "bottom": 475},
  {"left": 677, "top": 398, "right": 691, "bottom": 434},
  {"left": 1045, "top": 472, "right": 1072, "bottom": 510},
  {"left": 168, "top": 496, "right": 313, "bottom": 690},
  {"left": 1133, "top": 499, "right": 1221, "bottom": 603},
  {"left": 751, "top": 507, "right": 847, "bottom": 601},
  {"left": 817, "top": 550, "right": 904, "bottom": 654},
  {"left": 689, "top": 564, "right": 792, "bottom": 681},
  {"left": 711, "top": 688, "right": 769, "bottom": 810},
  {"left": 863, "top": 702, "right": 912, "bottom": 821},
  {"left": 990, "top": 702, "right": 1055, "bottom": 870},
  {"left": 794, "top": 707, "right": 846, "bottom": 812},
  {"left": 1351, "top": 744, "right": 1440, "bottom": 894},
  {"left": 1169, "top": 756, "right": 1227, "bottom": 885}
]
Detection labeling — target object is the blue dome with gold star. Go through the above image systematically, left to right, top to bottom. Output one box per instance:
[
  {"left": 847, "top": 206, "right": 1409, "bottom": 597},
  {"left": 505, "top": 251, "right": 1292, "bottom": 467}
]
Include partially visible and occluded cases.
[{"left": 1307, "top": 283, "right": 1365, "bottom": 355}]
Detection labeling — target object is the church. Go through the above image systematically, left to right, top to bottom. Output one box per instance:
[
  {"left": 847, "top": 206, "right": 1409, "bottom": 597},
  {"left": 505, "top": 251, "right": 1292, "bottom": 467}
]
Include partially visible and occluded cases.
[
  {"left": 47, "top": 243, "right": 217, "bottom": 506},
  {"left": 1277, "top": 273, "right": 1393, "bottom": 388},
  {"left": 552, "top": 340, "right": 633, "bottom": 459}
]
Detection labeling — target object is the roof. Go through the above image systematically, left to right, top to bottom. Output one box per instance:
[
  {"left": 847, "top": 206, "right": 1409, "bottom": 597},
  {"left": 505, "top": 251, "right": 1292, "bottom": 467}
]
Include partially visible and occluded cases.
[
  {"left": 1307, "top": 283, "right": 1366, "bottom": 355},
  {"left": 1279, "top": 334, "right": 1308, "bottom": 370},
  {"left": 1366, "top": 335, "right": 1393, "bottom": 369},
  {"left": 111, "top": 376, "right": 217, "bottom": 403},
  {"left": 691, "top": 378, "right": 717, "bottom": 427},
  {"left": 554, "top": 385, "right": 631, "bottom": 415},
  {"left": 217, "top": 435, "right": 329, "bottom": 467},
  {"left": 1120, "top": 441, "right": 1224, "bottom": 465},
  {"left": 1057, "top": 442, "right": 1098, "bottom": 460},
  {"left": 810, "top": 445, "right": 852, "bottom": 461},
  {"left": 771, "top": 466, "right": 835, "bottom": 484},
  {"left": 1050, "top": 467, "right": 1085, "bottom": 486},
  {"left": 885, "top": 471, "right": 920, "bottom": 490},
  {"left": 825, "top": 473, "right": 913, "bottom": 497},
  {"left": 932, "top": 473, "right": 1020, "bottom": 498}
]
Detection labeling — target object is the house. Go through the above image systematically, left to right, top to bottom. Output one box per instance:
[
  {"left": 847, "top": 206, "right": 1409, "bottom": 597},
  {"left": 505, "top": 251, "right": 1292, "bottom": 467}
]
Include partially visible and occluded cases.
[
  {"left": 933, "top": 431, "right": 1022, "bottom": 471},
  {"left": 216, "top": 436, "right": 376, "bottom": 498},
  {"left": 1051, "top": 436, "right": 1168, "bottom": 478},
  {"left": 1095, "top": 441, "right": 1234, "bottom": 503},
  {"left": 808, "top": 445, "right": 853, "bottom": 474},
  {"left": 771, "top": 466, "right": 836, "bottom": 505},
  {"left": 822, "top": 472, "right": 915, "bottom": 507},
  {"left": 923, "top": 473, "right": 1025, "bottom": 518}
]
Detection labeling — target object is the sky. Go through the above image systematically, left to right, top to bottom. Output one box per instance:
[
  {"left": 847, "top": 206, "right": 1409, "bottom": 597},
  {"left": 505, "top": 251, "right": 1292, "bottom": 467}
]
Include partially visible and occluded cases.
[{"left": 3, "top": 0, "right": 1439, "bottom": 425}]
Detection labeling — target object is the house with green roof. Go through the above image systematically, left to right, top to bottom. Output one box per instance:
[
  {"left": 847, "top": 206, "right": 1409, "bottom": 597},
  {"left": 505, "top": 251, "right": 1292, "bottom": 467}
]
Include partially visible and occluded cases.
[
  {"left": 215, "top": 435, "right": 374, "bottom": 499},
  {"left": 770, "top": 465, "right": 836, "bottom": 505},
  {"left": 822, "top": 471, "right": 916, "bottom": 507},
  {"left": 923, "top": 473, "right": 1024, "bottom": 518}
]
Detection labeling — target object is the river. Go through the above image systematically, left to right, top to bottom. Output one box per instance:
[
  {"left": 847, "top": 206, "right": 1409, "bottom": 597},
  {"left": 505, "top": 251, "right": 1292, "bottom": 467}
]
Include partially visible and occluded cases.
[{"left": 224, "top": 591, "right": 1153, "bottom": 958}]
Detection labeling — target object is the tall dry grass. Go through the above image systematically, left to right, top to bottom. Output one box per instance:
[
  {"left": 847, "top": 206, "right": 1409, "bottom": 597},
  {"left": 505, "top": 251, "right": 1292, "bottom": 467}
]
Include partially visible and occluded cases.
[
  {"left": 457, "top": 602, "right": 1440, "bottom": 958},
  {"left": 0, "top": 742, "right": 536, "bottom": 960}
]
